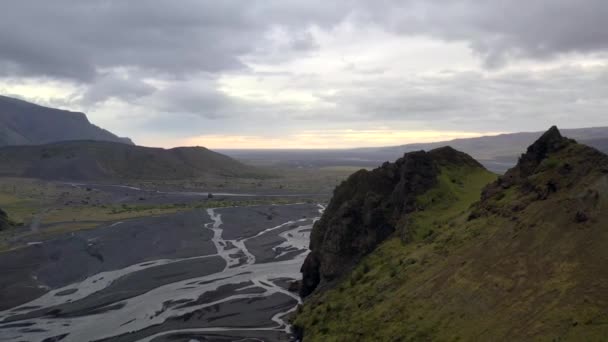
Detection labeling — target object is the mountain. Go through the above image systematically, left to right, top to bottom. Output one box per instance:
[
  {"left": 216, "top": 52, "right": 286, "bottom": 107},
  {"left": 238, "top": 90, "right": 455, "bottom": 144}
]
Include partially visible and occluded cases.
[
  {"left": 0, "top": 95, "right": 132, "bottom": 146},
  {"left": 294, "top": 127, "right": 608, "bottom": 341},
  {"left": 348, "top": 127, "right": 608, "bottom": 173},
  {"left": 0, "top": 140, "right": 265, "bottom": 181},
  {"left": 299, "top": 146, "right": 494, "bottom": 297}
]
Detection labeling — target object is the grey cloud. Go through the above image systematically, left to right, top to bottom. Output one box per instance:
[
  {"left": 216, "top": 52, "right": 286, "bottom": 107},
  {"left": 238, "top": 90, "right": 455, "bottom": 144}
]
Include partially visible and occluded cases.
[
  {"left": 1, "top": 0, "right": 607, "bottom": 84},
  {"left": 2, "top": 0, "right": 608, "bottom": 142},
  {"left": 356, "top": 0, "right": 608, "bottom": 66},
  {"left": 0, "top": 1, "right": 326, "bottom": 82},
  {"left": 315, "top": 65, "right": 608, "bottom": 131},
  {"left": 81, "top": 74, "right": 156, "bottom": 106},
  {"left": 143, "top": 84, "right": 236, "bottom": 119}
]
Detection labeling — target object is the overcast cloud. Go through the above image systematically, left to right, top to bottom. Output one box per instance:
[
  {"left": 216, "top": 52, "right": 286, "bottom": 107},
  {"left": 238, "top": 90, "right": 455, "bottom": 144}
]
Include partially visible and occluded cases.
[{"left": 1, "top": 0, "right": 607, "bottom": 148}]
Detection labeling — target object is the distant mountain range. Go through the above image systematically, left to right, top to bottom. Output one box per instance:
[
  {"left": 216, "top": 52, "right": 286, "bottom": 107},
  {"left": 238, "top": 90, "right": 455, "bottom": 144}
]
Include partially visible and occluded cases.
[
  {"left": 0, "top": 95, "right": 132, "bottom": 146},
  {"left": 222, "top": 127, "right": 608, "bottom": 173},
  {"left": 353, "top": 127, "right": 608, "bottom": 172},
  {"left": 0, "top": 140, "right": 264, "bottom": 181}
]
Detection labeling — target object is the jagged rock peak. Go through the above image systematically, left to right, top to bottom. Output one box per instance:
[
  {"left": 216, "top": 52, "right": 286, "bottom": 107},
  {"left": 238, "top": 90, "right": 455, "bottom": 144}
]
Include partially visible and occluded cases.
[
  {"left": 511, "top": 126, "right": 573, "bottom": 178},
  {"left": 522, "top": 126, "right": 569, "bottom": 162}
]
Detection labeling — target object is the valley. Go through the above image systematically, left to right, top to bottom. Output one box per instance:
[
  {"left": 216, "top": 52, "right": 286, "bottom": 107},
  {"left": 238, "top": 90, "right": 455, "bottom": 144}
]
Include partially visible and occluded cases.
[
  {"left": 2, "top": 3, "right": 607, "bottom": 340},
  {"left": 1, "top": 125, "right": 608, "bottom": 341},
  {"left": 0, "top": 179, "right": 324, "bottom": 341}
]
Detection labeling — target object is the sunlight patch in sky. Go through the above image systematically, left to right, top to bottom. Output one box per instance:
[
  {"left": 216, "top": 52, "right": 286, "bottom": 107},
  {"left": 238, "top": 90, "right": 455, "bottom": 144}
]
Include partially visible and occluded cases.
[{"left": 179, "top": 129, "right": 502, "bottom": 149}]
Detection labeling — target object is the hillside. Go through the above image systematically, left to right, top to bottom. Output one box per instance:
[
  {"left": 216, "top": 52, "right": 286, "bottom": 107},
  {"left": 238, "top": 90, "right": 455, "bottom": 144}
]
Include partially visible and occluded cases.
[
  {"left": 0, "top": 95, "right": 132, "bottom": 146},
  {"left": 294, "top": 127, "right": 608, "bottom": 341},
  {"left": 0, "top": 140, "right": 265, "bottom": 181},
  {"left": 299, "top": 145, "right": 495, "bottom": 297}
]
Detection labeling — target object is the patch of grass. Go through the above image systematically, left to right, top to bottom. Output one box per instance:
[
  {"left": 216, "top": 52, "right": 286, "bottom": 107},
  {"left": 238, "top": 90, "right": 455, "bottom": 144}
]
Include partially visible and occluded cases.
[
  {"left": 409, "top": 165, "right": 497, "bottom": 241},
  {"left": 0, "top": 192, "right": 40, "bottom": 224}
]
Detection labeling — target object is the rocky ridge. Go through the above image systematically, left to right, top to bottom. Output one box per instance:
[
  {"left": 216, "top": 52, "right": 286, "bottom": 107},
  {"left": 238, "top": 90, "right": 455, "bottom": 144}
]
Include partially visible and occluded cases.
[{"left": 300, "top": 146, "right": 486, "bottom": 297}]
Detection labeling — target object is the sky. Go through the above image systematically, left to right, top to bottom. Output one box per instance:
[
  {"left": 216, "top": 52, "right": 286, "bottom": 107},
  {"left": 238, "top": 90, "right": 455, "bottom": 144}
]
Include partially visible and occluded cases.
[{"left": 1, "top": 0, "right": 607, "bottom": 148}]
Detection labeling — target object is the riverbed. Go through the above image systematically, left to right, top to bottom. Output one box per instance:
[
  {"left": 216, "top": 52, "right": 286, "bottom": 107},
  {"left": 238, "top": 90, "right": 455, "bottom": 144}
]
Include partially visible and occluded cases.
[{"left": 0, "top": 203, "right": 322, "bottom": 341}]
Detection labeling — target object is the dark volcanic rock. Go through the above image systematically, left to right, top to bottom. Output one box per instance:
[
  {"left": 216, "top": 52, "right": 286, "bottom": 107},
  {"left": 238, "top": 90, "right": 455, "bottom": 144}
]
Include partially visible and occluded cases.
[
  {"left": 474, "top": 126, "right": 608, "bottom": 220},
  {"left": 482, "top": 126, "right": 574, "bottom": 199},
  {"left": 300, "top": 147, "right": 481, "bottom": 297},
  {"left": 0, "top": 207, "right": 11, "bottom": 231},
  {"left": 575, "top": 211, "right": 589, "bottom": 223}
]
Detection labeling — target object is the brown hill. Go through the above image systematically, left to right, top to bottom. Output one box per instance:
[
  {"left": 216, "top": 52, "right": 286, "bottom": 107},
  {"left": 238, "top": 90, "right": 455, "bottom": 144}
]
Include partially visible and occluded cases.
[{"left": 0, "top": 140, "right": 265, "bottom": 181}]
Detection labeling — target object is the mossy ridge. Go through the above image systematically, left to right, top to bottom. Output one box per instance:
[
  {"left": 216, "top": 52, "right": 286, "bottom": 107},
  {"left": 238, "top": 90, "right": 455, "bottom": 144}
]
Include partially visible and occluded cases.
[
  {"left": 294, "top": 130, "right": 608, "bottom": 341},
  {"left": 300, "top": 147, "right": 486, "bottom": 298},
  {"left": 293, "top": 163, "right": 497, "bottom": 341}
]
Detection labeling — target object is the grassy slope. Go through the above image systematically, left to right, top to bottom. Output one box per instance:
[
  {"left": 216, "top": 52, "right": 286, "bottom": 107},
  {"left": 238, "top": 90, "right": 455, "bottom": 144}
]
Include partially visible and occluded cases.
[{"left": 294, "top": 143, "right": 608, "bottom": 341}]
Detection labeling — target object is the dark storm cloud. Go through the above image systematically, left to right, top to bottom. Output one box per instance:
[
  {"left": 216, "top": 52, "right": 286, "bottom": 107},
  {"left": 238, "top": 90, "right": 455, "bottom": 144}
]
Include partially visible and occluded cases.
[
  {"left": 0, "top": 0, "right": 324, "bottom": 82},
  {"left": 1, "top": 0, "right": 607, "bottom": 83},
  {"left": 81, "top": 74, "right": 156, "bottom": 105},
  {"left": 146, "top": 83, "right": 239, "bottom": 119}
]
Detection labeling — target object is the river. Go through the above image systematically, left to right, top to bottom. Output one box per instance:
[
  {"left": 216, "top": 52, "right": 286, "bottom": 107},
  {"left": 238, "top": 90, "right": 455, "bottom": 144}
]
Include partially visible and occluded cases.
[{"left": 0, "top": 203, "right": 322, "bottom": 342}]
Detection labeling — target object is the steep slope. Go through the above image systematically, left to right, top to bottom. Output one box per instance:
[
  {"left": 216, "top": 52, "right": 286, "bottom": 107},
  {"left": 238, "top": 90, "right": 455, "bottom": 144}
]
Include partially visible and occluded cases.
[
  {"left": 0, "top": 95, "right": 132, "bottom": 146},
  {"left": 294, "top": 127, "right": 608, "bottom": 341},
  {"left": 0, "top": 140, "right": 265, "bottom": 181},
  {"left": 300, "top": 146, "right": 494, "bottom": 297}
]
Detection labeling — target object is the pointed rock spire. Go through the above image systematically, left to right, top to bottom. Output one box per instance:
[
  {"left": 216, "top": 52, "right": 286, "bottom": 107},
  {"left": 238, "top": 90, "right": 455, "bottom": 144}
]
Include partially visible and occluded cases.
[{"left": 514, "top": 126, "right": 571, "bottom": 177}]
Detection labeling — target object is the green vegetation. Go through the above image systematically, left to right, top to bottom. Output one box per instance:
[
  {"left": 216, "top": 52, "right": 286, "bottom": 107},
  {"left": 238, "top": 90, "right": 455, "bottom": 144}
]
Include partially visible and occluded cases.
[
  {"left": 293, "top": 138, "right": 608, "bottom": 341},
  {"left": 294, "top": 164, "right": 497, "bottom": 341},
  {"left": 406, "top": 165, "right": 497, "bottom": 241},
  {"left": 0, "top": 176, "right": 323, "bottom": 252},
  {"left": 0, "top": 192, "right": 39, "bottom": 225}
]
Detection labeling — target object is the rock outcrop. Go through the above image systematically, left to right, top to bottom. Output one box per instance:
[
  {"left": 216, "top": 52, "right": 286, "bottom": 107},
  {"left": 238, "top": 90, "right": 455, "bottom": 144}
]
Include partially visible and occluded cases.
[
  {"left": 476, "top": 126, "right": 608, "bottom": 217},
  {"left": 294, "top": 127, "right": 608, "bottom": 341},
  {"left": 300, "top": 146, "right": 484, "bottom": 297},
  {"left": 0, "top": 208, "right": 11, "bottom": 231}
]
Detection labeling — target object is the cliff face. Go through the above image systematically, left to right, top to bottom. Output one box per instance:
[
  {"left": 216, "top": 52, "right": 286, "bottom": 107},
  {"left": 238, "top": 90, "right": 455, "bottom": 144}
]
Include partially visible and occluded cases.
[
  {"left": 0, "top": 95, "right": 133, "bottom": 146},
  {"left": 294, "top": 127, "right": 608, "bottom": 341},
  {"left": 300, "top": 146, "right": 485, "bottom": 297}
]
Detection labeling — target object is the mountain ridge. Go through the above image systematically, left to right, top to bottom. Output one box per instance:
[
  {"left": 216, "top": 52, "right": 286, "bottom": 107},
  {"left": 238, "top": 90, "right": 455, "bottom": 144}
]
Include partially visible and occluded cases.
[
  {"left": 0, "top": 95, "right": 133, "bottom": 146},
  {"left": 294, "top": 126, "right": 608, "bottom": 341},
  {"left": 0, "top": 140, "right": 265, "bottom": 181},
  {"left": 300, "top": 145, "right": 493, "bottom": 297}
]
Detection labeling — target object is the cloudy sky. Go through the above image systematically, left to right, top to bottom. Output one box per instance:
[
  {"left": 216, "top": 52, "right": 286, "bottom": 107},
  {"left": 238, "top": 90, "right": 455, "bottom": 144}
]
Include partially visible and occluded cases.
[{"left": 1, "top": 1, "right": 607, "bottom": 148}]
